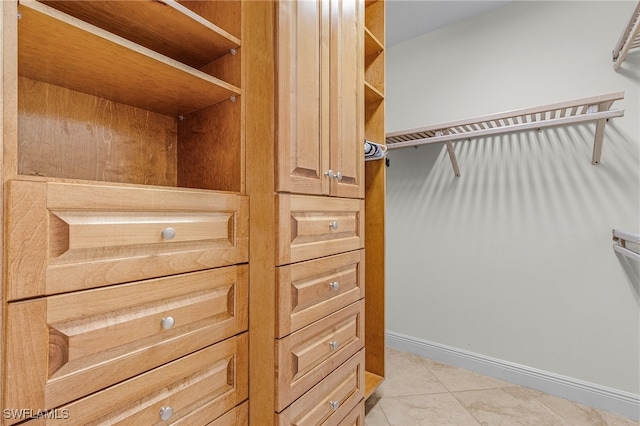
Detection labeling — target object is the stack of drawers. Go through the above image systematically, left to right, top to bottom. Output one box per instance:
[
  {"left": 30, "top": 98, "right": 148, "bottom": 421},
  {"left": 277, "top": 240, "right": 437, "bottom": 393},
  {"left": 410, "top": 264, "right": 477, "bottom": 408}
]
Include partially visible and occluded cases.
[
  {"left": 4, "top": 180, "right": 249, "bottom": 425},
  {"left": 274, "top": 194, "right": 366, "bottom": 424}
]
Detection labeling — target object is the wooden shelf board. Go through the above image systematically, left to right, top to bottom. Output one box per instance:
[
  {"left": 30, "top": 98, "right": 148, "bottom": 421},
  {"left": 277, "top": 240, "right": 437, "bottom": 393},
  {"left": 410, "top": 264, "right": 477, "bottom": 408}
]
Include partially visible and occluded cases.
[
  {"left": 18, "top": 0, "right": 241, "bottom": 117},
  {"left": 40, "top": 0, "right": 240, "bottom": 69},
  {"left": 365, "top": 27, "right": 384, "bottom": 57},
  {"left": 364, "top": 81, "right": 384, "bottom": 103},
  {"left": 365, "top": 371, "right": 384, "bottom": 398}
]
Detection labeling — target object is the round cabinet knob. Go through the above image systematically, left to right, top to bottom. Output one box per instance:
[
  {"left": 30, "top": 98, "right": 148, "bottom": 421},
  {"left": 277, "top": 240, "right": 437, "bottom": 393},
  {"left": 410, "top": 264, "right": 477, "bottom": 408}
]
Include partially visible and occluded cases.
[
  {"left": 324, "top": 169, "right": 335, "bottom": 179},
  {"left": 335, "top": 171, "right": 343, "bottom": 182},
  {"left": 329, "top": 221, "right": 339, "bottom": 230},
  {"left": 161, "top": 227, "right": 176, "bottom": 240},
  {"left": 329, "top": 281, "right": 340, "bottom": 291},
  {"left": 161, "top": 316, "right": 175, "bottom": 330},
  {"left": 329, "top": 341, "right": 339, "bottom": 350},
  {"left": 329, "top": 401, "right": 340, "bottom": 411},
  {"left": 159, "top": 406, "right": 173, "bottom": 421}
]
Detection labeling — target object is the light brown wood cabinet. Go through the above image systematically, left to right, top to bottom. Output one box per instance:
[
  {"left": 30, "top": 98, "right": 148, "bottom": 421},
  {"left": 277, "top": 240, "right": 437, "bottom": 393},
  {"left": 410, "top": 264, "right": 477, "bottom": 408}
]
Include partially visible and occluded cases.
[
  {"left": 1, "top": 0, "right": 250, "bottom": 424},
  {"left": 1, "top": 0, "right": 384, "bottom": 424},
  {"left": 246, "top": 0, "right": 385, "bottom": 424},
  {"left": 276, "top": 0, "right": 364, "bottom": 199}
]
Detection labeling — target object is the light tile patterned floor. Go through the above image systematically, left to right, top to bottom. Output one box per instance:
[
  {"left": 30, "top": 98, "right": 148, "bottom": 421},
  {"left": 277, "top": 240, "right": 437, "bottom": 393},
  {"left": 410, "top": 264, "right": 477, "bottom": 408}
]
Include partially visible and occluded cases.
[{"left": 365, "top": 347, "right": 639, "bottom": 426}]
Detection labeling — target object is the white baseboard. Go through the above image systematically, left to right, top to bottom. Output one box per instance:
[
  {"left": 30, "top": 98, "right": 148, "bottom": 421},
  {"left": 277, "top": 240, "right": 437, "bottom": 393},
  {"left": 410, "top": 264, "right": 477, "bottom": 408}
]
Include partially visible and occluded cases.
[{"left": 386, "top": 331, "right": 640, "bottom": 421}]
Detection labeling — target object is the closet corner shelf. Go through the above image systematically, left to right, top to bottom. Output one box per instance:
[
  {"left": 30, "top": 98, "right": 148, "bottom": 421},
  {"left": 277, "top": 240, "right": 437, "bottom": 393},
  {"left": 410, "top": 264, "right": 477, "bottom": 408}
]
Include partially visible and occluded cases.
[
  {"left": 613, "top": 1, "right": 640, "bottom": 71},
  {"left": 385, "top": 91, "right": 625, "bottom": 177},
  {"left": 613, "top": 229, "right": 640, "bottom": 261}
]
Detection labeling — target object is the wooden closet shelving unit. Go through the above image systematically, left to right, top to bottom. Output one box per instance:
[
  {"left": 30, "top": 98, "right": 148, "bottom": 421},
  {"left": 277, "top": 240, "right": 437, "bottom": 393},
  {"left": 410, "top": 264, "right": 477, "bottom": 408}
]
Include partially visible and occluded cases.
[
  {"left": 2, "top": 0, "right": 250, "bottom": 423},
  {"left": 364, "top": 0, "right": 386, "bottom": 398},
  {"left": 613, "top": 1, "right": 640, "bottom": 70},
  {"left": 386, "top": 92, "right": 625, "bottom": 176}
]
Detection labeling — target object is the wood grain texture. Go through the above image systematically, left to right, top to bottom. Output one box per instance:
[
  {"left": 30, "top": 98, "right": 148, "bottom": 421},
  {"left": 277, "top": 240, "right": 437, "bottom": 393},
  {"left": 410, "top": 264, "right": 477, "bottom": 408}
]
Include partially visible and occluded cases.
[
  {"left": 18, "top": 0, "right": 240, "bottom": 117},
  {"left": 40, "top": 0, "right": 240, "bottom": 69},
  {"left": 179, "top": 0, "right": 241, "bottom": 40},
  {"left": 276, "top": 0, "right": 330, "bottom": 195},
  {"left": 329, "top": 0, "right": 364, "bottom": 199},
  {"left": 363, "top": 0, "right": 386, "bottom": 394},
  {"left": 243, "top": 1, "right": 277, "bottom": 424},
  {"left": 18, "top": 78, "right": 178, "bottom": 186},
  {"left": 177, "top": 97, "right": 242, "bottom": 192},
  {"left": 364, "top": 155, "right": 386, "bottom": 383},
  {"left": 6, "top": 180, "right": 249, "bottom": 299},
  {"left": 277, "top": 194, "right": 365, "bottom": 265},
  {"left": 276, "top": 250, "right": 365, "bottom": 338},
  {"left": 5, "top": 266, "right": 248, "bottom": 413},
  {"left": 275, "top": 300, "right": 364, "bottom": 412},
  {"left": 20, "top": 334, "right": 248, "bottom": 425},
  {"left": 276, "top": 350, "right": 364, "bottom": 426},
  {"left": 340, "top": 400, "right": 366, "bottom": 426}
]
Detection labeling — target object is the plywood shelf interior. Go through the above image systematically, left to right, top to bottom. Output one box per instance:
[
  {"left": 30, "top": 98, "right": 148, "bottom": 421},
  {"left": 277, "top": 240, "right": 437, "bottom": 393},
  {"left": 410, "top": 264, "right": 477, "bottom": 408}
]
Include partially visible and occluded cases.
[{"left": 18, "top": 0, "right": 241, "bottom": 117}]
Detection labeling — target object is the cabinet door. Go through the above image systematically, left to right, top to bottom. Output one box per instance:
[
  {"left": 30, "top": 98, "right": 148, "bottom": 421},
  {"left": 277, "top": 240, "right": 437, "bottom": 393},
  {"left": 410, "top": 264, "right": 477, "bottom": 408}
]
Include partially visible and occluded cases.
[
  {"left": 276, "top": 0, "right": 330, "bottom": 195},
  {"left": 329, "top": 0, "right": 364, "bottom": 199}
]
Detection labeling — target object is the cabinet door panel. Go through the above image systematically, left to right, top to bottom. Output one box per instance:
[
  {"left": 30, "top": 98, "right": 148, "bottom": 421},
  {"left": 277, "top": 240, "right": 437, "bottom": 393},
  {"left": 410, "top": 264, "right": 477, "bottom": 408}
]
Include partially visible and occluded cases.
[
  {"left": 276, "top": 0, "right": 329, "bottom": 195},
  {"left": 329, "top": 0, "right": 364, "bottom": 199},
  {"left": 6, "top": 180, "right": 249, "bottom": 299},
  {"left": 4, "top": 266, "right": 248, "bottom": 414}
]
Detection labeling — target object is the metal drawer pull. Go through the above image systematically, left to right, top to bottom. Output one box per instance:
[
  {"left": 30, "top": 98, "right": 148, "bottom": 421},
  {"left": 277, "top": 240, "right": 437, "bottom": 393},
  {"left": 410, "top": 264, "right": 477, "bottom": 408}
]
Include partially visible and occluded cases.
[
  {"left": 324, "top": 169, "right": 335, "bottom": 179},
  {"left": 334, "top": 171, "right": 343, "bottom": 181},
  {"left": 329, "top": 221, "right": 339, "bottom": 230},
  {"left": 161, "top": 227, "right": 176, "bottom": 240},
  {"left": 329, "top": 281, "right": 340, "bottom": 291},
  {"left": 161, "top": 316, "right": 175, "bottom": 330},
  {"left": 329, "top": 341, "right": 339, "bottom": 350},
  {"left": 329, "top": 401, "right": 340, "bottom": 411},
  {"left": 159, "top": 406, "right": 173, "bottom": 421}
]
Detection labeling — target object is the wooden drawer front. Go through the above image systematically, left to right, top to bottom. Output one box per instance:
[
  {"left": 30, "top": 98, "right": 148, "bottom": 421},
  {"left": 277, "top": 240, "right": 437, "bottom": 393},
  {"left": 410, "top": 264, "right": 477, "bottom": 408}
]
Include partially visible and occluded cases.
[
  {"left": 7, "top": 180, "right": 249, "bottom": 300},
  {"left": 277, "top": 194, "right": 364, "bottom": 265},
  {"left": 276, "top": 250, "right": 364, "bottom": 338},
  {"left": 4, "top": 266, "right": 248, "bottom": 415},
  {"left": 275, "top": 301, "right": 364, "bottom": 411},
  {"left": 17, "top": 334, "right": 248, "bottom": 426},
  {"left": 277, "top": 350, "right": 364, "bottom": 426},
  {"left": 338, "top": 401, "right": 365, "bottom": 426},
  {"left": 203, "top": 402, "right": 248, "bottom": 426}
]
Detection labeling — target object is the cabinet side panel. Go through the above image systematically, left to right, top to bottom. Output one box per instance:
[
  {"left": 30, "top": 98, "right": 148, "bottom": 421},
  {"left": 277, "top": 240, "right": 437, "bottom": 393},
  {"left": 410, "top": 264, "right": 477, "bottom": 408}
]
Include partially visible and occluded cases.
[
  {"left": 18, "top": 78, "right": 178, "bottom": 186},
  {"left": 177, "top": 98, "right": 241, "bottom": 192}
]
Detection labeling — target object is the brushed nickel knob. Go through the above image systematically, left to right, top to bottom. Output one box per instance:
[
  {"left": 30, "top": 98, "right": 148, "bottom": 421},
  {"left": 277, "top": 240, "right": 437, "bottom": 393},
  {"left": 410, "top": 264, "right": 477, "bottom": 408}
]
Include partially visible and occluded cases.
[
  {"left": 324, "top": 169, "right": 335, "bottom": 179},
  {"left": 335, "top": 171, "right": 343, "bottom": 181},
  {"left": 329, "top": 221, "right": 339, "bottom": 230},
  {"left": 161, "top": 227, "right": 176, "bottom": 240},
  {"left": 329, "top": 281, "right": 340, "bottom": 291},
  {"left": 161, "top": 316, "right": 175, "bottom": 330},
  {"left": 329, "top": 341, "right": 339, "bottom": 350},
  {"left": 329, "top": 400, "right": 339, "bottom": 411},
  {"left": 159, "top": 406, "right": 173, "bottom": 421}
]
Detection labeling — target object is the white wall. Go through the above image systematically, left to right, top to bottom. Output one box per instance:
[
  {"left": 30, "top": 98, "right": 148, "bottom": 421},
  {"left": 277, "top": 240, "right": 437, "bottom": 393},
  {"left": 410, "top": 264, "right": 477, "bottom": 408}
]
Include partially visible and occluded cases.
[{"left": 386, "top": 0, "right": 640, "bottom": 401}]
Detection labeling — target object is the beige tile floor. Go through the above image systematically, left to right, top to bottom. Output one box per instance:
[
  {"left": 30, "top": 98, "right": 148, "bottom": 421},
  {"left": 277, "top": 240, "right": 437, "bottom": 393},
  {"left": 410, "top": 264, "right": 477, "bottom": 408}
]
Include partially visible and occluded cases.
[{"left": 365, "top": 347, "right": 639, "bottom": 426}]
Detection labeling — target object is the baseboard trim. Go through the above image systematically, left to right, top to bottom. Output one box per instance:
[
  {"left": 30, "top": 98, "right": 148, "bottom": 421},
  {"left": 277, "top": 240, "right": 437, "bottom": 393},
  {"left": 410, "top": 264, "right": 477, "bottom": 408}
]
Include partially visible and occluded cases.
[{"left": 386, "top": 331, "right": 640, "bottom": 421}]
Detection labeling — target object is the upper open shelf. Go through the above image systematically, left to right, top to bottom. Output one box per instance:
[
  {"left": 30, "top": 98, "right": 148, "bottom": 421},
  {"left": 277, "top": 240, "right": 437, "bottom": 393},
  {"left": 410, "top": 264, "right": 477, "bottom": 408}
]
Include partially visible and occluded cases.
[
  {"left": 18, "top": 0, "right": 241, "bottom": 117},
  {"left": 40, "top": 0, "right": 241, "bottom": 69},
  {"left": 386, "top": 92, "right": 625, "bottom": 176}
]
